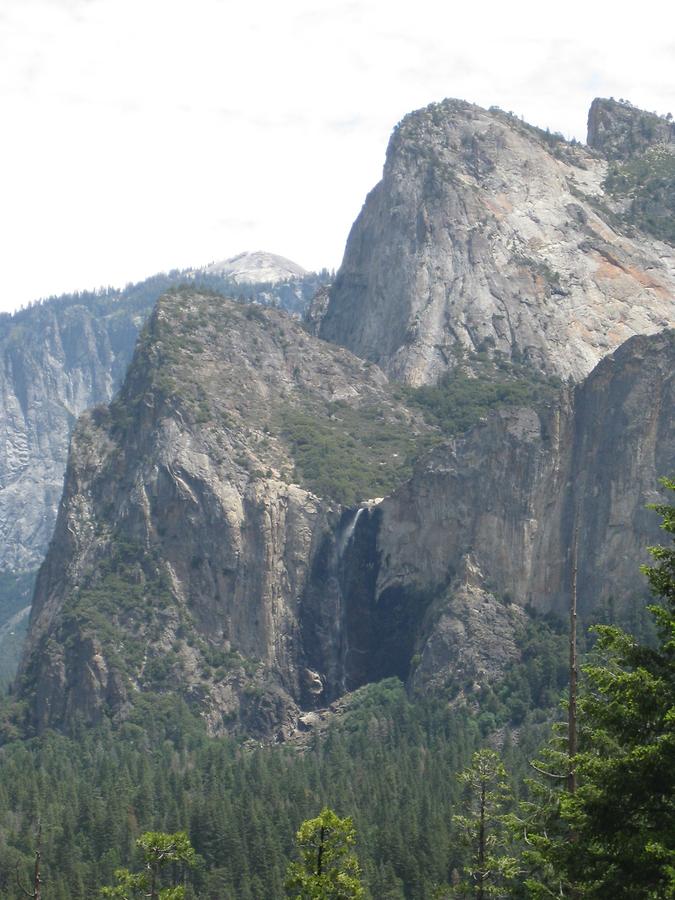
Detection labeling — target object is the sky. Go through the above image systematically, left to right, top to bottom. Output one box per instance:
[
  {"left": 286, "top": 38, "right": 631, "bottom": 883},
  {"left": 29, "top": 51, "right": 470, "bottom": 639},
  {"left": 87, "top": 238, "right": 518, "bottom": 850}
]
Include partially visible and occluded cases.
[{"left": 1, "top": 0, "right": 673, "bottom": 313}]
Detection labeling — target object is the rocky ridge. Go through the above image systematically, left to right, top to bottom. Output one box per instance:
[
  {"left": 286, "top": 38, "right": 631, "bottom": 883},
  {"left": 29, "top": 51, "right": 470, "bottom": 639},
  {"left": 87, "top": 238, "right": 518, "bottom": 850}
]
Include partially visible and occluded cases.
[
  {"left": 10, "top": 97, "right": 675, "bottom": 740},
  {"left": 319, "top": 99, "right": 675, "bottom": 386},
  {"left": 0, "top": 265, "right": 327, "bottom": 576},
  {"left": 15, "top": 285, "right": 674, "bottom": 738},
  {"left": 17, "top": 290, "right": 431, "bottom": 737}
]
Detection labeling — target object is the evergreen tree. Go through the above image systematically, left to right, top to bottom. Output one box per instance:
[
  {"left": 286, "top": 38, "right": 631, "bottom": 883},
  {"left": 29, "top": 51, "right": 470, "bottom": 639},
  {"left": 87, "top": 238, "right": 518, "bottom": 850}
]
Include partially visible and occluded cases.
[
  {"left": 519, "top": 479, "right": 675, "bottom": 897},
  {"left": 565, "top": 479, "right": 675, "bottom": 896},
  {"left": 451, "top": 750, "right": 518, "bottom": 898},
  {"left": 285, "top": 807, "right": 365, "bottom": 899},
  {"left": 100, "top": 831, "right": 195, "bottom": 899}
]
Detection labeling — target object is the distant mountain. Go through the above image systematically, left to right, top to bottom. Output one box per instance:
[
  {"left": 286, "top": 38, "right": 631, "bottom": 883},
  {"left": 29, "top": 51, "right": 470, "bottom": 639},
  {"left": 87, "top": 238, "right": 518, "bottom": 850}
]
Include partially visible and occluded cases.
[{"left": 203, "top": 251, "right": 308, "bottom": 284}]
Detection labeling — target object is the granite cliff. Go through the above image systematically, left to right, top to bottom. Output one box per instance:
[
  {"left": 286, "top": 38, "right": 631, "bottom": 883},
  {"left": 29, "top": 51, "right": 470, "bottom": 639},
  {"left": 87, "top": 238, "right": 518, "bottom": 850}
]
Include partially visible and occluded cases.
[
  {"left": 10, "top": 97, "right": 675, "bottom": 740},
  {"left": 319, "top": 99, "right": 675, "bottom": 385},
  {"left": 0, "top": 265, "right": 323, "bottom": 577},
  {"left": 0, "top": 266, "right": 326, "bottom": 685},
  {"left": 15, "top": 285, "right": 674, "bottom": 737},
  {"left": 17, "top": 291, "right": 431, "bottom": 736},
  {"left": 0, "top": 298, "right": 143, "bottom": 575},
  {"left": 338, "top": 330, "right": 674, "bottom": 700}
]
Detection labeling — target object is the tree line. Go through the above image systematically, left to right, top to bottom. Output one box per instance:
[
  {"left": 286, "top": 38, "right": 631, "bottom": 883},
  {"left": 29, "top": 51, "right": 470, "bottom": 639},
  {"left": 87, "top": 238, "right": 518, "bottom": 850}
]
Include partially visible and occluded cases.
[{"left": 1, "top": 482, "right": 673, "bottom": 897}]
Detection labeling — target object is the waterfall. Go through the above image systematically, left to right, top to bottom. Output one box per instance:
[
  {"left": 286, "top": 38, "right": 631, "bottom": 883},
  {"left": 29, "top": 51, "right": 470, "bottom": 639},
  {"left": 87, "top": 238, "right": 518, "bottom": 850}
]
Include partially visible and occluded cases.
[
  {"left": 336, "top": 506, "right": 366, "bottom": 692},
  {"left": 337, "top": 506, "right": 364, "bottom": 559}
]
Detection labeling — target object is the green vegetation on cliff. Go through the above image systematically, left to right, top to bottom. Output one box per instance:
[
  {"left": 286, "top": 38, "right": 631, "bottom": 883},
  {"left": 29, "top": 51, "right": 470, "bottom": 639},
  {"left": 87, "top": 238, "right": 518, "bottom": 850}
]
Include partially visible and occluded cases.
[
  {"left": 604, "top": 147, "right": 675, "bottom": 244},
  {"left": 279, "top": 352, "right": 561, "bottom": 505},
  {"left": 401, "top": 356, "right": 560, "bottom": 437},
  {"left": 279, "top": 402, "right": 437, "bottom": 505}
]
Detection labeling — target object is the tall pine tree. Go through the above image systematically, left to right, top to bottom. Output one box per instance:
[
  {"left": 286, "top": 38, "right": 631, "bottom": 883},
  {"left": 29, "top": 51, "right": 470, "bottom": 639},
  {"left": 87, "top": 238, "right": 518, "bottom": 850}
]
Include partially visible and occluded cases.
[{"left": 520, "top": 479, "right": 675, "bottom": 897}]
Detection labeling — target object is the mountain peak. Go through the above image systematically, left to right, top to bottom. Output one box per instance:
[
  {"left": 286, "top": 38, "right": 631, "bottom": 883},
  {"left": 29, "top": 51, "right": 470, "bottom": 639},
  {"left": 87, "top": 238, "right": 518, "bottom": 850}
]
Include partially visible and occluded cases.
[
  {"left": 319, "top": 98, "right": 675, "bottom": 386},
  {"left": 203, "top": 251, "right": 307, "bottom": 284}
]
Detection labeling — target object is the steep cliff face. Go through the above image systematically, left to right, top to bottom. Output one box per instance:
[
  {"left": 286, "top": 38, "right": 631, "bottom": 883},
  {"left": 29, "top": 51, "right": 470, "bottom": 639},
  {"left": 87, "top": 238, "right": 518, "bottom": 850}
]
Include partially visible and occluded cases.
[
  {"left": 12, "top": 97, "right": 675, "bottom": 740},
  {"left": 587, "top": 98, "right": 675, "bottom": 161},
  {"left": 320, "top": 99, "right": 675, "bottom": 386},
  {"left": 0, "top": 266, "right": 327, "bottom": 579},
  {"left": 303, "top": 285, "right": 331, "bottom": 337},
  {"left": 16, "top": 287, "right": 674, "bottom": 736},
  {"left": 18, "top": 290, "right": 430, "bottom": 737},
  {"left": 0, "top": 300, "right": 144, "bottom": 574},
  {"left": 336, "top": 330, "right": 675, "bottom": 697}
]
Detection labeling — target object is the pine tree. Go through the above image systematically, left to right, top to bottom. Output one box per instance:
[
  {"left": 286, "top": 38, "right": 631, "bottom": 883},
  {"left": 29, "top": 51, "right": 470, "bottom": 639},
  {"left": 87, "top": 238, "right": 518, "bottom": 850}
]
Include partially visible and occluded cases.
[
  {"left": 519, "top": 479, "right": 675, "bottom": 897},
  {"left": 562, "top": 479, "right": 675, "bottom": 896},
  {"left": 452, "top": 750, "right": 518, "bottom": 898},
  {"left": 285, "top": 807, "right": 365, "bottom": 899},
  {"left": 100, "top": 831, "right": 195, "bottom": 899}
]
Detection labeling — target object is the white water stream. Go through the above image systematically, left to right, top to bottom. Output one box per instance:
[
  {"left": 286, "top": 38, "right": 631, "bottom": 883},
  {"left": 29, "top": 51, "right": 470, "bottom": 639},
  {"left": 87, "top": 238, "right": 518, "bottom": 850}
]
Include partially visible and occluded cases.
[
  {"left": 336, "top": 506, "right": 367, "bottom": 691},
  {"left": 337, "top": 506, "right": 364, "bottom": 559}
]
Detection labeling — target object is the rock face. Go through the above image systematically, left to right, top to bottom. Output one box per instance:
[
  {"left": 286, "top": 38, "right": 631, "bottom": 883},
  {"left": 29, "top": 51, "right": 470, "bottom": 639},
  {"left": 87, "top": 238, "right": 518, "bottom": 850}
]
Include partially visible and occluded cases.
[
  {"left": 11, "top": 98, "right": 675, "bottom": 740},
  {"left": 587, "top": 98, "right": 675, "bottom": 161},
  {"left": 320, "top": 99, "right": 675, "bottom": 386},
  {"left": 0, "top": 266, "right": 328, "bottom": 577},
  {"left": 16, "top": 284, "right": 674, "bottom": 737},
  {"left": 302, "top": 285, "right": 331, "bottom": 337},
  {"left": 17, "top": 291, "right": 428, "bottom": 737},
  {"left": 0, "top": 299, "right": 146, "bottom": 574},
  {"left": 341, "top": 330, "right": 674, "bottom": 698},
  {"left": 301, "top": 333, "right": 674, "bottom": 704}
]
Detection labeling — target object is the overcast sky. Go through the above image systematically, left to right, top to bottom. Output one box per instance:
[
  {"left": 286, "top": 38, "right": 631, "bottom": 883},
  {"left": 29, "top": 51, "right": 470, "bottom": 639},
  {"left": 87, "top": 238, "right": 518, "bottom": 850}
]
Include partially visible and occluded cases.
[{"left": 1, "top": 0, "right": 673, "bottom": 312}]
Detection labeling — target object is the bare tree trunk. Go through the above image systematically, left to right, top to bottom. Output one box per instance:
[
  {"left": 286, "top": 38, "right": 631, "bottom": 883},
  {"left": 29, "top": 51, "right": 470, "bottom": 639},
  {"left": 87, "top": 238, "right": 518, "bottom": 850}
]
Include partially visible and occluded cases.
[
  {"left": 567, "top": 524, "right": 579, "bottom": 794},
  {"left": 477, "top": 782, "right": 486, "bottom": 900},
  {"left": 317, "top": 825, "right": 325, "bottom": 877},
  {"left": 33, "top": 831, "right": 41, "bottom": 900},
  {"left": 150, "top": 862, "right": 158, "bottom": 900}
]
